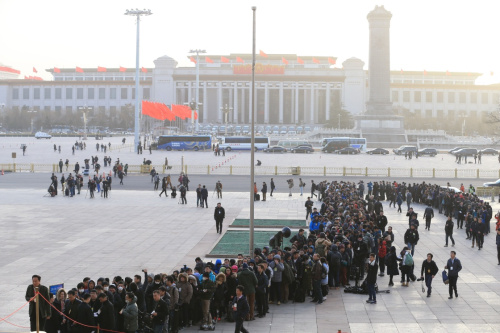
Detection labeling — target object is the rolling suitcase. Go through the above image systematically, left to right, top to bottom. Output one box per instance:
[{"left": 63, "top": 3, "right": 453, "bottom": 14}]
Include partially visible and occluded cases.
[{"left": 255, "top": 193, "right": 260, "bottom": 201}]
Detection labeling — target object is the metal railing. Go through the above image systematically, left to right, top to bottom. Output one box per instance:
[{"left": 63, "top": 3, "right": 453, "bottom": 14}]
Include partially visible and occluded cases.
[{"left": 2, "top": 163, "right": 500, "bottom": 180}]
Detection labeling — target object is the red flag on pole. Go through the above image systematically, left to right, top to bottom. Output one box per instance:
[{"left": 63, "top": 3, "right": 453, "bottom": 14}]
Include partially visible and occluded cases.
[
  {"left": 259, "top": 50, "right": 268, "bottom": 58},
  {"left": 190, "top": 56, "right": 196, "bottom": 63},
  {"left": 221, "top": 56, "right": 230, "bottom": 63},
  {"left": 205, "top": 57, "right": 214, "bottom": 64},
  {"left": 236, "top": 57, "right": 244, "bottom": 63},
  {"left": 282, "top": 57, "right": 289, "bottom": 65},
  {"left": 297, "top": 57, "right": 304, "bottom": 65},
  {"left": 328, "top": 57, "right": 336, "bottom": 65},
  {"left": 312, "top": 58, "right": 320, "bottom": 64},
  {"left": 97, "top": 66, "right": 107, "bottom": 72},
  {"left": 119, "top": 66, "right": 126, "bottom": 72},
  {"left": 33, "top": 67, "right": 37, "bottom": 73},
  {"left": 53, "top": 67, "right": 61, "bottom": 73},
  {"left": 76, "top": 67, "right": 83, "bottom": 73},
  {"left": 141, "top": 67, "right": 147, "bottom": 73},
  {"left": 423, "top": 70, "right": 427, "bottom": 75},
  {"left": 24, "top": 75, "right": 28, "bottom": 79},
  {"left": 194, "top": 111, "right": 198, "bottom": 120}
]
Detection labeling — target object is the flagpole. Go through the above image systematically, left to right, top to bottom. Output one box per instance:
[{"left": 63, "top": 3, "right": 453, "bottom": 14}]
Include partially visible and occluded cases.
[{"left": 249, "top": 6, "right": 256, "bottom": 258}]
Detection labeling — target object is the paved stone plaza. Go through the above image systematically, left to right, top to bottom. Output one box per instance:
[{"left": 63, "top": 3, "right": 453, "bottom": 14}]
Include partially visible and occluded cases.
[{"left": 1, "top": 177, "right": 500, "bottom": 332}]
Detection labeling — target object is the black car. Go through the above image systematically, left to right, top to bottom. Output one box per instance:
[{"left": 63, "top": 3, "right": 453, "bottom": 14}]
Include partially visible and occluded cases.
[
  {"left": 290, "top": 145, "right": 314, "bottom": 153},
  {"left": 263, "top": 146, "right": 287, "bottom": 153},
  {"left": 337, "top": 147, "right": 360, "bottom": 155},
  {"left": 366, "top": 148, "right": 389, "bottom": 155},
  {"left": 418, "top": 148, "right": 437, "bottom": 157},
  {"left": 480, "top": 148, "right": 498, "bottom": 155}
]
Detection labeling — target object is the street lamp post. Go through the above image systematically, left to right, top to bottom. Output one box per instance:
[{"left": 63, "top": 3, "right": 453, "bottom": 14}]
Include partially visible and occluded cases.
[
  {"left": 249, "top": 6, "right": 257, "bottom": 258},
  {"left": 125, "top": 8, "right": 152, "bottom": 153},
  {"left": 189, "top": 49, "right": 206, "bottom": 132},
  {"left": 186, "top": 99, "right": 202, "bottom": 134},
  {"left": 220, "top": 104, "right": 233, "bottom": 136},
  {"left": 77, "top": 106, "right": 92, "bottom": 140},
  {"left": 27, "top": 110, "right": 37, "bottom": 133}
]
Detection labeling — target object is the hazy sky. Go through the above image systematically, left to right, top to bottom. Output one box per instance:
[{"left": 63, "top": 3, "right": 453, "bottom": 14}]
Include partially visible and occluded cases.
[{"left": 1, "top": 0, "right": 499, "bottom": 84}]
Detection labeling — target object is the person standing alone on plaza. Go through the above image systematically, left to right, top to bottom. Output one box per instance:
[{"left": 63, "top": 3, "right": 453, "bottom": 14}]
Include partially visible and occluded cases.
[
  {"left": 270, "top": 178, "right": 276, "bottom": 197},
  {"left": 299, "top": 178, "right": 305, "bottom": 196},
  {"left": 215, "top": 180, "right": 223, "bottom": 199},
  {"left": 201, "top": 185, "right": 208, "bottom": 208},
  {"left": 214, "top": 203, "right": 225, "bottom": 234},
  {"left": 424, "top": 203, "right": 434, "bottom": 230},
  {"left": 444, "top": 251, "right": 462, "bottom": 299},
  {"left": 366, "top": 253, "right": 378, "bottom": 304},
  {"left": 419, "top": 253, "right": 439, "bottom": 297},
  {"left": 25, "top": 275, "right": 51, "bottom": 332}
]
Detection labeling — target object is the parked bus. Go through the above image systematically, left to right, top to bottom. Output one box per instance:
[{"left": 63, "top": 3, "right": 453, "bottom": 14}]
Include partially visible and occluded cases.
[
  {"left": 157, "top": 135, "right": 211, "bottom": 151},
  {"left": 218, "top": 136, "right": 270, "bottom": 151},
  {"left": 321, "top": 137, "right": 367, "bottom": 151},
  {"left": 277, "top": 139, "right": 310, "bottom": 150}
]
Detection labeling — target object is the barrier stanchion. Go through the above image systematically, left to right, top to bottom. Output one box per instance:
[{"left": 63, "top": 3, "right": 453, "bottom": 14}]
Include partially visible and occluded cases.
[{"left": 35, "top": 287, "right": 39, "bottom": 333}]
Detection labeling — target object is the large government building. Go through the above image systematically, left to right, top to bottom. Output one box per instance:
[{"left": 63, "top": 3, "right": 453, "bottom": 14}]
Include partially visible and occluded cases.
[{"left": 0, "top": 54, "right": 499, "bottom": 125}]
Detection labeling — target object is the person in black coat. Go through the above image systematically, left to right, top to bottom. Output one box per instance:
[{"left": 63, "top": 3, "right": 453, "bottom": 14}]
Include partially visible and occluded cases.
[
  {"left": 261, "top": 182, "right": 268, "bottom": 201},
  {"left": 201, "top": 185, "right": 208, "bottom": 208},
  {"left": 214, "top": 203, "right": 226, "bottom": 234},
  {"left": 444, "top": 216, "right": 455, "bottom": 247},
  {"left": 385, "top": 246, "right": 399, "bottom": 286},
  {"left": 444, "top": 251, "right": 462, "bottom": 299},
  {"left": 366, "top": 253, "right": 378, "bottom": 304},
  {"left": 420, "top": 253, "right": 439, "bottom": 297},
  {"left": 255, "top": 264, "right": 269, "bottom": 318},
  {"left": 25, "top": 275, "right": 52, "bottom": 332},
  {"left": 232, "top": 286, "right": 250, "bottom": 333},
  {"left": 63, "top": 290, "right": 82, "bottom": 333},
  {"left": 151, "top": 290, "right": 168, "bottom": 332},
  {"left": 97, "top": 293, "right": 115, "bottom": 331},
  {"left": 76, "top": 294, "right": 95, "bottom": 333}
]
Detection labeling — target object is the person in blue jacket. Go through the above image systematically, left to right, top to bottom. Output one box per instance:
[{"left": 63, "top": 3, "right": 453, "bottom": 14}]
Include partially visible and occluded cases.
[{"left": 444, "top": 251, "right": 462, "bottom": 299}]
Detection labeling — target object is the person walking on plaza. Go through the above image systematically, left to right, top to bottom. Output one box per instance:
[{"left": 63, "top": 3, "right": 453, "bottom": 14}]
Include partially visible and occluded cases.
[
  {"left": 59, "top": 159, "right": 63, "bottom": 173},
  {"left": 159, "top": 177, "right": 168, "bottom": 197},
  {"left": 270, "top": 178, "right": 275, "bottom": 197},
  {"left": 287, "top": 178, "right": 294, "bottom": 197},
  {"left": 299, "top": 178, "right": 305, "bottom": 196},
  {"left": 215, "top": 180, "right": 223, "bottom": 199},
  {"left": 310, "top": 180, "right": 317, "bottom": 198},
  {"left": 261, "top": 182, "right": 267, "bottom": 201},
  {"left": 196, "top": 184, "right": 202, "bottom": 206},
  {"left": 180, "top": 185, "right": 187, "bottom": 204},
  {"left": 201, "top": 185, "right": 208, "bottom": 208},
  {"left": 305, "top": 197, "right": 313, "bottom": 220},
  {"left": 214, "top": 203, "right": 225, "bottom": 234},
  {"left": 424, "top": 203, "right": 434, "bottom": 230},
  {"left": 444, "top": 215, "right": 455, "bottom": 247},
  {"left": 404, "top": 223, "right": 419, "bottom": 256},
  {"left": 444, "top": 251, "right": 462, "bottom": 299},
  {"left": 366, "top": 253, "right": 378, "bottom": 304},
  {"left": 420, "top": 253, "right": 439, "bottom": 297},
  {"left": 25, "top": 274, "right": 51, "bottom": 332},
  {"left": 232, "top": 285, "right": 250, "bottom": 333}
]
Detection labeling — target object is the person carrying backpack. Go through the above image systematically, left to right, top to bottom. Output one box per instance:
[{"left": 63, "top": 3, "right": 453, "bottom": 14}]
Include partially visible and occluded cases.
[
  {"left": 314, "top": 232, "right": 332, "bottom": 258},
  {"left": 400, "top": 247, "right": 413, "bottom": 287}
]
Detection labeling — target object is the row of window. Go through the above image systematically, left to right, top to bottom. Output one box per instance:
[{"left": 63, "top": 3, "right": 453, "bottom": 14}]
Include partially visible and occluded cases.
[
  {"left": 54, "top": 77, "right": 151, "bottom": 81},
  {"left": 391, "top": 79, "right": 474, "bottom": 85},
  {"left": 12, "top": 87, "right": 150, "bottom": 100},
  {"left": 392, "top": 91, "right": 499, "bottom": 104},
  {"left": 12, "top": 105, "right": 127, "bottom": 113},
  {"left": 412, "top": 110, "right": 484, "bottom": 118}
]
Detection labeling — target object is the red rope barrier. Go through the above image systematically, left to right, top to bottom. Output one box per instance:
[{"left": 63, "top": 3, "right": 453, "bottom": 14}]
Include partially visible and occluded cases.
[
  {"left": 36, "top": 292, "right": 125, "bottom": 333},
  {"left": 0, "top": 295, "right": 35, "bottom": 323},
  {"left": 1, "top": 319, "right": 30, "bottom": 329}
]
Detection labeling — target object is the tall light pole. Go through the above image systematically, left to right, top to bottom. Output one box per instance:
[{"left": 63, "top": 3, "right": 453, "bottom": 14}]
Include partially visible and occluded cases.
[
  {"left": 249, "top": 6, "right": 256, "bottom": 258},
  {"left": 125, "top": 8, "right": 152, "bottom": 153},
  {"left": 189, "top": 49, "right": 206, "bottom": 132},
  {"left": 186, "top": 99, "right": 202, "bottom": 134},
  {"left": 221, "top": 104, "right": 233, "bottom": 136},
  {"left": 78, "top": 105, "right": 92, "bottom": 140},
  {"left": 27, "top": 110, "right": 37, "bottom": 133}
]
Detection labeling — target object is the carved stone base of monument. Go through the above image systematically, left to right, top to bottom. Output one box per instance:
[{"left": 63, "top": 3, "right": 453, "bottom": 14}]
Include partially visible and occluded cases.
[{"left": 354, "top": 114, "right": 406, "bottom": 147}]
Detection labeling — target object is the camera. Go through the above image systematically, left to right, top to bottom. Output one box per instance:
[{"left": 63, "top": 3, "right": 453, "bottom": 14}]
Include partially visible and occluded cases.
[{"left": 287, "top": 179, "right": 293, "bottom": 184}]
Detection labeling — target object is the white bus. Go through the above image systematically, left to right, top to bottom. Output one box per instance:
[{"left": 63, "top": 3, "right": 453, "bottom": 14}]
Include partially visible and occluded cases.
[
  {"left": 219, "top": 136, "right": 270, "bottom": 151},
  {"left": 321, "top": 137, "right": 367, "bottom": 151}
]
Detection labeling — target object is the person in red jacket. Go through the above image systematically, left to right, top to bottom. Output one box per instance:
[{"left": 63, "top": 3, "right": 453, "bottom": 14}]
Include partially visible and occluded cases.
[{"left": 378, "top": 240, "right": 387, "bottom": 277}]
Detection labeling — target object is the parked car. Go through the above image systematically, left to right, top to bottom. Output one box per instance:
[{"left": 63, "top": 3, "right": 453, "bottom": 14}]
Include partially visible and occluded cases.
[
  {"left": 35, "top": 131, "right": 52, "bottom": 139},
  {"left": 290, "top": 145, "right": 314, "bottom": 153},
  {"left": 393, "top": 145, "right": 417, "bottom": 155},
  {"left": 263, "top": 146, "right": 287, "bottom": 153},
  {"left": 337, "top": 147, "right": 360, "bottom": 155},
  {"left": 449, "top": 147, "right": 466, "bottom": 154},
  {"left": 366, "top": 148, "right": 389, "bottom": 155},
  {"left": 418, "top": 148, "right": 437, "bottom": 157},
  {"left": 453, "top": 148, "right": 477, "bottom": 156},
  {"left": 480, "top": 148, "right": 498, "bottom": 155},
  {"left": 483, "top": 179, "right": 500, "bottom": 187},
  {"left": 441, "top": 185, "right": 463, "bottom": 193}
]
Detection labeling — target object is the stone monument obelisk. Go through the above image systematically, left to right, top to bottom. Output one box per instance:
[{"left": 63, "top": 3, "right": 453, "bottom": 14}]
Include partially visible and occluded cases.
[{"left": 355, "top": 5, "right": 405, "bottom": 145}]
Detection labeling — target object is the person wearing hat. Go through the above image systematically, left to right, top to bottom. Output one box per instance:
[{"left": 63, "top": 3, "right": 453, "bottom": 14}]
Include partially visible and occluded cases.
[
  {"left": 261, "top": 182, "right": 267, "bottom": 201},
  {"left": 237, "top": 263, "right": 258, "bottom": 320},
  {"left": 98, "top": 292, "right": 115, "bottom": 331}
]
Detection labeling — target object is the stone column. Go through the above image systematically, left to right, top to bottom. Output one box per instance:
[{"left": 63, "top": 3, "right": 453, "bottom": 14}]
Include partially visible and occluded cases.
[
  {"left": 366, "top": 5, "right": 393, "bottom": 114},
  {"left": 202, "top": 83, "right": 207, "bottom": 124},
  {"left": 233, "top": 83, "right": 238, "bottom": 123},
  {"left": 265, "top": 83, "right": 270, "bottom": 124},
  {"left": 279, "top": 83, "right": 284, "bottom": 124},
  {"left": 217, "top": 84, "right": 222, "bottom": 123},
  {"left": 310, "top": 84, "right": 315, "bottom": 123},
  {"left": 325, "top": 84, "right": 330, "bottom": 121}
]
